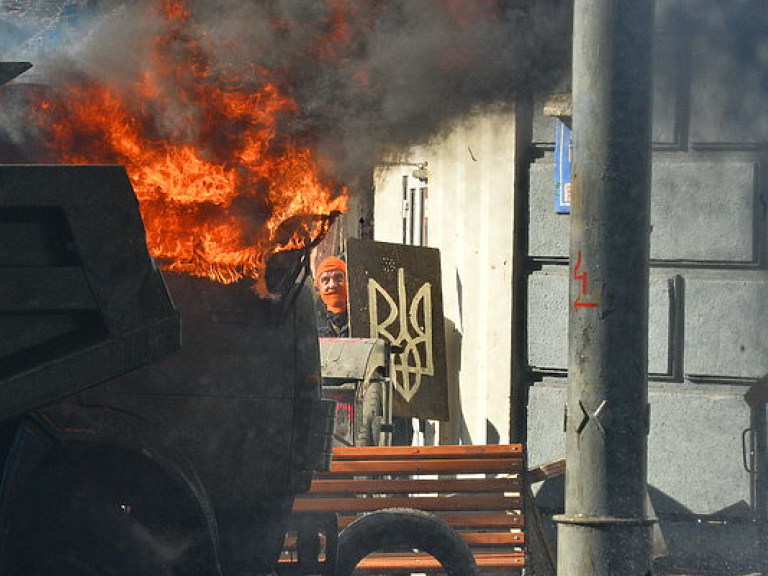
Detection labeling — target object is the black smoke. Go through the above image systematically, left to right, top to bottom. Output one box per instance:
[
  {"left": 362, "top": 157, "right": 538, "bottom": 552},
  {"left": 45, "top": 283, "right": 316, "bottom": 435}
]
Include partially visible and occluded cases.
[{"left": 0, "top": 0, "right": 572, "bottom": 186}]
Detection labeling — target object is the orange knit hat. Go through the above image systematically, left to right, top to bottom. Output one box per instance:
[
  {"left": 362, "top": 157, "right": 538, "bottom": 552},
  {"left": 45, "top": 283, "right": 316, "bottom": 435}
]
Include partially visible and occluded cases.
[
  {"left": 315, "top": 256, "right": 347, "bottom": 282},
  {"left": 315, "top": 257, "right": 348, "bottom": 313}
]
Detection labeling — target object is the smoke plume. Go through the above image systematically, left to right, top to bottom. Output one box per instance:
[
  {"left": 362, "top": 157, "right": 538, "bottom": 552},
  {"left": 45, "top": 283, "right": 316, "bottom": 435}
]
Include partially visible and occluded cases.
[{"left": 1, "top": 0, "right": 571, "bottom": 186}]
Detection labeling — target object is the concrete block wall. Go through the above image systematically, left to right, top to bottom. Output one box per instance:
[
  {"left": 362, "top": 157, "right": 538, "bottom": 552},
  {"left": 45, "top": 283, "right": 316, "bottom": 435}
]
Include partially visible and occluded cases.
[{"left": 525, "top": 1, "right": 768, "bottom": 572}]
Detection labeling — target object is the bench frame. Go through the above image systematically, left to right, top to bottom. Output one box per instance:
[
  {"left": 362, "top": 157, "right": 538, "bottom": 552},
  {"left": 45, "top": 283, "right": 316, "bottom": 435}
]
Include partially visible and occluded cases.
[{"left": 278, "top": 443, "right": 527, "bottom": 574}]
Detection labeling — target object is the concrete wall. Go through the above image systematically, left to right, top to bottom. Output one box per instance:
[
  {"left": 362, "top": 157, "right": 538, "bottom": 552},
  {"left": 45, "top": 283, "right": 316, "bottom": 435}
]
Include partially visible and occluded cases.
[
  {"left": 527, "top": 1, "right": 768, "bottom": 572},
  {"left": 370, "top": 2, "right": 767, "bottom": 571},
  {"left": 373, "top": 104, "right": 519, "bottom": 445}
]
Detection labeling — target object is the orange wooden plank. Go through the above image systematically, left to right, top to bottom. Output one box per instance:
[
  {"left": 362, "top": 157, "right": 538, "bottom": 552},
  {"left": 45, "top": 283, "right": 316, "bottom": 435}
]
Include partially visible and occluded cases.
[
  {"left": 332, "top": 443, "right": 524, "bottom": 460},
  {"left": 282, "top": 444, "right": 529, "bottom": 574},
  {"left": 319, "top": 457, "right": 523, "bottom": 476},
  {"left": 527, "top": 458, "right": 566, "bottom": 484},
  {"left": 303, "top": 476, "right": 521, "bottom": 496},
  {"left": 293, "top": 494, "right": 521, "bottom": 514},
  {"left": 335, "top": 511, "right": 524, "bottom": 529},
  {"left": 426, "top": 511, "right": 525, "bottom": 529},
  {"left": 462, "top": 531, "right": 525, "bottom": 546},
  {"left": 278, "top": 551, "right": 526, "bottom": 572},
  {"left": 353, "top": 551, "right": 525, "bottom": 572},
  {"left": 472, "top": 552, "right": 527, "bottom": 568}
]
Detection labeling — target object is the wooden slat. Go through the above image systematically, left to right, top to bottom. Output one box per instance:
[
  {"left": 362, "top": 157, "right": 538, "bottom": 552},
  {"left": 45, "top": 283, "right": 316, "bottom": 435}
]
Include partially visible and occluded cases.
[
  {"left": 332, "top": 443, "right": 524, "bottom": 460},
  {"left": 281, "top": 444, "right": 529, "bottom": 573},
  {"left": 320, "top": 457, "right": 522, "bottom": 476},
  {"left": 528, "top": 458, "right": 566, "bottom": 484},
  {"left": 304, "top": 476, "right": 520, "bottom": 495},
  {"left": 293, "top": 494, "right": 521, "bottom": 514},
  {"left": 336, "top": 511, "right": 525, "bottom": 529},
  {"left": 280, "top": 531, "right": 524, "bottom": 553},
  {"left": 462, "top": 531, "right": 525, "bottom": 546},
  {"left": 279, "top": 551, "right": 526, "bottom": 573},
  {"left": 353, "top": 551, "right": 526, "bottom": 572},
  {"left": 473, "top": 552, "right": 526, "bottom": 568}
]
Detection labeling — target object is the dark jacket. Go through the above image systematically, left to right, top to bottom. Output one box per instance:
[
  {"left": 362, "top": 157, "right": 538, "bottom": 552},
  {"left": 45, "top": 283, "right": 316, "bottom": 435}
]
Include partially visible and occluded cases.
[{"left": 316, "top": 308, "right": 349, "bottom": 338}]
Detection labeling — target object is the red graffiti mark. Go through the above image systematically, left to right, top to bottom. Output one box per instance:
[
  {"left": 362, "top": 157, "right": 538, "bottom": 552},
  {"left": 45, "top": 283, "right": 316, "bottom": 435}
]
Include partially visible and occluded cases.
[
  {"left": 572, "top": 249, "right": 599, "bottom": 310},
  {"left": 574, "top": 249, "right": 588, "bottom": 295}
]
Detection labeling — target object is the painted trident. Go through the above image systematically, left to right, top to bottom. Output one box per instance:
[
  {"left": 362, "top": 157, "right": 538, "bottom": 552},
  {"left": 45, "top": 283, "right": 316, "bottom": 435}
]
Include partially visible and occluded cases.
[{"left": 368, "top": 267, "right": 434, "bottom": 402}]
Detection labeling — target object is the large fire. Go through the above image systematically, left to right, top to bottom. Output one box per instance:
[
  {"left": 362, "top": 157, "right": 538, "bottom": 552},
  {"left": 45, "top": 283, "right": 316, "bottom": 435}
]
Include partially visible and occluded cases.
[{"left": 32, "top": 0, "right": 348, "bottom": 293}]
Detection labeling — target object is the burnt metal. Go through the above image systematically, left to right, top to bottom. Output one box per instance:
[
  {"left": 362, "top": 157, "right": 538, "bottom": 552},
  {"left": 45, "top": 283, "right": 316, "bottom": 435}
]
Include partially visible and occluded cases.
[
  {"left": 554, "top": 1, "right": 656, "bottom": 575},
  {"left": 0, "top": 63, "right": 31, "bottom": 86},
  {"left": 0, "top": 164, "right": 333, "bottom": 574},
  {"left": 0, "top": 165, "right": 180, "bottom": 422},
  {"left": 0, "top": 268, "right": 330, "bottom": 573},
  {"left": 74, "top": 271, "right": 330, "bottom": 572},
  {"left": 81, "top": 271, "right": 325, "bottom": 491},
  {"left": 319, "top": 337, "right": 393, "bottom": 447},
  {"left": 319, "top": 337, "right": 389, "bottom": 382},
  {"left": 0, "top": 407, "right": 224, "bottom": 573},
  {"left": 278, "top": 513, "right": 338, "bottom": 575}
]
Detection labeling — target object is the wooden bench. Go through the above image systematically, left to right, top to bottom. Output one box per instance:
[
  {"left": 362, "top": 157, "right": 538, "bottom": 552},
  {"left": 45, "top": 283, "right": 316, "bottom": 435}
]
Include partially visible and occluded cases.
[{"left": 278, "top": 443, "right": 527, "bottom": 574}]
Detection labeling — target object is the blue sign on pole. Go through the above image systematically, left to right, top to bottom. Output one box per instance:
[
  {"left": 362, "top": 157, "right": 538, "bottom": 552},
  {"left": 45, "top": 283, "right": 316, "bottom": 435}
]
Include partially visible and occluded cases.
[{"left": 554, "top": 119, "right": 572, "bottom": 214}]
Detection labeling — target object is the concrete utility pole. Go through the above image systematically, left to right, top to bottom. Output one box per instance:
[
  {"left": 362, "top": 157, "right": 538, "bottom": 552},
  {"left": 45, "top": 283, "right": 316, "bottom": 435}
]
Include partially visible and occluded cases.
[{"left": 555, "top": 1, "right": 656, "bottom": 575}]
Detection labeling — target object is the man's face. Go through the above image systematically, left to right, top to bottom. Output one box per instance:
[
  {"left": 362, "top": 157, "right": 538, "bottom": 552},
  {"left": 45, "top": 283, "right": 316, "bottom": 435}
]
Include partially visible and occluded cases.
[{"left": 318, "top": 269, "right": 346, "bottom": 295}]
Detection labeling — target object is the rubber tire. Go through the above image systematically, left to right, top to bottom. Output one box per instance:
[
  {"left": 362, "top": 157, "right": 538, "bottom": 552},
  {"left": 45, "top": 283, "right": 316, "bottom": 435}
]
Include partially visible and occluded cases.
[
  {"left": 355, "top": 381, "right": 383, "bottom": 446},
  {"left": 3, "top": 444, "right": 210, "bottom": 576},
  {"left": 335, "top": 508, "right": 478, "bottom": 576}
]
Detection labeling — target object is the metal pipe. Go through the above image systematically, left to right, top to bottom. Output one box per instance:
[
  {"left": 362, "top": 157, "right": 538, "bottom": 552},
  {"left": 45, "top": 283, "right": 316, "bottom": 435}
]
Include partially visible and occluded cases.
[
  {"left": 554, "top": 1, "right": 656, "bottom": 575},
  {"left": 511, "top": 94, "right": 533, "bottom": 444}
]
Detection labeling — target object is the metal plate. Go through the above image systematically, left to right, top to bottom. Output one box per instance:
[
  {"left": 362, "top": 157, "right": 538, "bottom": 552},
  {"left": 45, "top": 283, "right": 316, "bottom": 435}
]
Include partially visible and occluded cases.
[
  {"left": 0, "top": 165, "right": 180, "bottom": 420},
  {"left": 346, "top": 238, "right": 448, "bottom": 421},
  {"left": 319, "top": 337, "right": 388, "bottom": 381}
]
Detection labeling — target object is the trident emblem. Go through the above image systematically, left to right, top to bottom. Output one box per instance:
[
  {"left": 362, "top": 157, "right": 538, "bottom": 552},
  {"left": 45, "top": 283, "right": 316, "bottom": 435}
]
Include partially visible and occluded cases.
[{"left": 368, "top": 267, "right": 434, "bottom": 402}]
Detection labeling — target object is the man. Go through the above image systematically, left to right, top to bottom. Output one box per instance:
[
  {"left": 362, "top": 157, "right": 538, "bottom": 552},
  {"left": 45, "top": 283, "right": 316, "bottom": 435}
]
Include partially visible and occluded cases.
[{"left": 314, "top": 256, "right": 349, "bottom": 337}]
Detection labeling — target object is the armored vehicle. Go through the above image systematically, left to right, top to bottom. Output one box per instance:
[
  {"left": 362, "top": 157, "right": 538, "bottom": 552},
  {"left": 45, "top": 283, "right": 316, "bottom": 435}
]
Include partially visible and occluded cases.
[{"left": 0, "top": 165, "right": 334, "bottom": 575}]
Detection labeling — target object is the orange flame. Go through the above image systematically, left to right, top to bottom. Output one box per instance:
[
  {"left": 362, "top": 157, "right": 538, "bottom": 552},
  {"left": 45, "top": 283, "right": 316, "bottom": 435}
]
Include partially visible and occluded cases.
[{"left": 35, "top": 0, "right": 347, "bottom": 293}]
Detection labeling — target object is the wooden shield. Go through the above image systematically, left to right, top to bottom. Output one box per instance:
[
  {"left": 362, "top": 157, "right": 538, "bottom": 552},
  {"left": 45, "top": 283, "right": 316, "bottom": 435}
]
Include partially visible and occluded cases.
[{"left": 346, "top": 238, "right": 449, "bottom": 421}]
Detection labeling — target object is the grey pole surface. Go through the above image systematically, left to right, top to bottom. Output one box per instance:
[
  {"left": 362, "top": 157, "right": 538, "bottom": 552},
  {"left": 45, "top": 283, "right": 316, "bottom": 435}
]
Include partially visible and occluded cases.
[{"left": 554, "top": 1, "right": 656, "bottom": 575}]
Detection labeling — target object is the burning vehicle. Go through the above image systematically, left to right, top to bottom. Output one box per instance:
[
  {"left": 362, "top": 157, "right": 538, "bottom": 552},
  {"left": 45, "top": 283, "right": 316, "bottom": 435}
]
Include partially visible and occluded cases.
[
  {"left": 0, "top": 5, "right": 347, "bottom": 571},
  {"left": 0, "top": 163, "right": 336, "bottom": 575}
]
